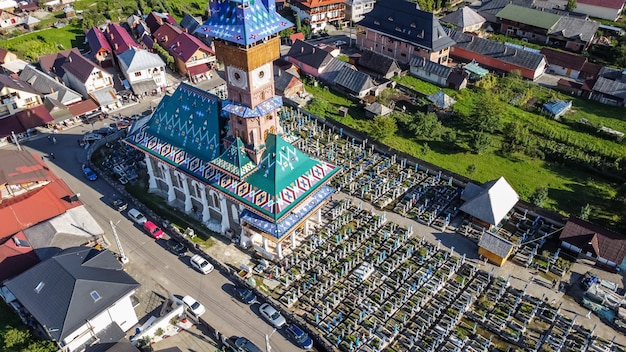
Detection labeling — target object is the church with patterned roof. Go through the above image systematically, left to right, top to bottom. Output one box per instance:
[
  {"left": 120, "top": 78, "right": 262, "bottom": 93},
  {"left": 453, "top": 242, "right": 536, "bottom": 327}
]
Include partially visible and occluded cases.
[{"left": 126, "top": 0, "right": 339, "bottom": 259}]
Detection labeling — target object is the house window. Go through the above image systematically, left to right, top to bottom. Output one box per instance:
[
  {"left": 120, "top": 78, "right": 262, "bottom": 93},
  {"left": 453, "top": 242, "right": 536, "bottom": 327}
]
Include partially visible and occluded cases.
[
  {"left": 388, "top": 48, "right": 393, "bottom": 52},
  {"left": 401, "top": 53, "right": 407, "bottom": 57},
  {"left": 135, "top": 72, "right": 142, "bottom": 77},
  {"left": 90, "top": 290, "right": 101, "bottom": 302}
]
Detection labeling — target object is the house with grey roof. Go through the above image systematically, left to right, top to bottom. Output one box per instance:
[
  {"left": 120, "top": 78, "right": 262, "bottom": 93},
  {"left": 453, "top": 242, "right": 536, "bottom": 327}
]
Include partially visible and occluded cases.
[
  {"left": 356, "top": 0, "right": 455, "bottom": 64},
  {"left": 440, "top": 7, "right": 485, "bottom": 33},
  {"left": 448, "top": 30, "right": 547, "bottom": 80},
  {"left": 285, "top": 40, "right": 356, "bottom": 84},
  {"left": 117, "top": 47, "right": 167, "bottom": 96},
  {"left": 357, "top": 50, "right": 401, "bottom": 79},
  {"left": 61, "top": 51, "right": 120, "bottom": 111},
  {"left": 409, "top": 56, "right": 452, "bottom": 87},
  {"left": 19, "top": 64, "right": 82, "bottom": 106},
  {"left": 333, "top": 66, "right": 376, "bottom": 98},
  {"left": 590, "top": 67, "right": 626, "bottom": 107},
  {"left": 459, "top": 176, "right": 519, "bottom": 229},
  {"left": 478, "top": 231, "right": 515, "bottom": 266},
  {"left": 1, "top": 247, "right": 140, "bottom": 352}
]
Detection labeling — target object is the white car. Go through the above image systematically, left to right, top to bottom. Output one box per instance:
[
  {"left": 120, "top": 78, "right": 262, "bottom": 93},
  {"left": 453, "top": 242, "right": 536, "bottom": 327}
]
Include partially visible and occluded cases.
[
  {"left": 332, "top": 40, "right": 347, "bottom": 47},
  {"left": 128, "top": 208, "right": 147, "bottom": 224},
  {"left": 190, "top": 254, "right": 214, "bottom": 274},
  {"left": 182, "top": 295, "right": 206, "bottom": 321},
  {"left": 259, "top": 303, "right": 286, "bottom": 328}
]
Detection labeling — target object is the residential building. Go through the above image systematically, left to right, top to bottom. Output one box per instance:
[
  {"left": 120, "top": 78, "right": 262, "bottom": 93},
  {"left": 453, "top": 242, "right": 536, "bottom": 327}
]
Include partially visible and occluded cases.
[
  {"left": 132, "top": 0, "right": 338, "bottom": 259},
  {"left": 291, "top": 0, "right": 346, "bottom": 32},
  {"left": 345, "top": 0, "right": 375, "bottom": 23},
  {"left": 356, "top": 0, "right": 455, "bottom": 64},
  {"left": 474, "top": 0, "right": 533, "bottom": 23},
  {"left": 573, "top": 0, "right": 625, "bottom": 21},
  {"left": 496, "top": 4, "right": 599, "bottom": 52},
  {"left": 439, "top": 7, "right": 486, "bottom": 33},
  {"left": 0, "top": 9, "right": 24, "bottom": 28},
  {"left": 145, "top": 11, "right": 176, "bottom": 33},
  {"left": 180, "top": 14, "right": 202, "bottom": 34},
  {"left": 102, "top": 22, "right": 142, "bottom": 56},
  {"left": 152, "top": 22, "right": 183, "bottom": 49},
  {"left": 85, "top": 27, "right": 114, "bottom": 68},
  {"left": 448, "top": 30, "right": 547, "bottom": 80},
  {"left": 167, "top": 32, "right": 216, "bottom": 83},
  {"left": 284, "top": 40, "right": 356, "bottom": 82},
  {"left": 0, "top": 47, "right": 18, "bottom": 64},
  {"left": 117, "top": 47, "right": 167, "bottom": 96},
  {"left": 540, "top": 47, "right": 587, "bottom": 79},
  {"left": 38, "top": 48, "right": 80, "bottom": 78},
  {"left": 357, "top": 50, "right": 401, "bottom": 79},
  {"left": 61, "top": 51, "right": 120, "bottom": 111},
  {"left": 409, "top": 56, "right": 451, "bottom": 87},
  {"left": 273, "top": 65, "right": 304, "bottom": 98},
  {"left": 333, "top": 66, "right": 376, "bottom": 97},
  {"left": 589, "top": 67, "right": 626, "bottom": 107},
  {"left": 0, "top": 74, "right": 42, "bottom": 117},
  {"left": 0, "top": 149, "right": 104, "bottom": 281},
  {"left": 459, "top": 177, "right": 519, "bottom": 230},
  {"left": 560, "top": 217, "right": 626, "bottom": 269},
  {"left": 2, "top": 246, "right": 139, "bottom": 352}
]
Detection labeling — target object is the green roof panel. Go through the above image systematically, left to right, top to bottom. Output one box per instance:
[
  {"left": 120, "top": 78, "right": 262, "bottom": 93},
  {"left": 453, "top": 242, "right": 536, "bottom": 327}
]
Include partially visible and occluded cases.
[{"left": 496, "top": 4, "right": 560, "bottom": 30}]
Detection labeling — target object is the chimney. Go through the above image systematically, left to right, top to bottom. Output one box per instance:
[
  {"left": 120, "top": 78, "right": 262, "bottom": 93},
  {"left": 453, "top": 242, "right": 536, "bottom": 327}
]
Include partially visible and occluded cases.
[
  {"left": 177, "top": 41, "right": 180, "bottom": 47},
  {"left": 115, "top": 43, "right": 119, "bottom": 50},
  {"left": 312, "top": 48, "right": 316, "bottom": 54},
  {"left": 50, "top": 87, "right": 54, "bottom": 93}
]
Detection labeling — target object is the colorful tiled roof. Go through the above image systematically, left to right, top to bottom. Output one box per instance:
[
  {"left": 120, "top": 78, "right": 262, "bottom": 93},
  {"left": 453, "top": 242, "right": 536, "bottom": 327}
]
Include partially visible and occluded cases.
[
  {"left": 195, "top": 0, "right": 293, "bottom": 46},
  {"left": 223, "top": 96, "right": 283, "bottom": 118},
  {"left": 210, "top": 138, "right": 256, "bottom": 179}
]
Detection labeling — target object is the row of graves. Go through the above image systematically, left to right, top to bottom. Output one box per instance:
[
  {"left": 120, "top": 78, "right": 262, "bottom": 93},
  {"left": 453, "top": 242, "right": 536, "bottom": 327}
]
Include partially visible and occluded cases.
[
  {"left": 283, "top": 110, "right": 464, "bottom": 234},
  {"left": 267, "top": 199, "right": 621, "bottom": 351}
]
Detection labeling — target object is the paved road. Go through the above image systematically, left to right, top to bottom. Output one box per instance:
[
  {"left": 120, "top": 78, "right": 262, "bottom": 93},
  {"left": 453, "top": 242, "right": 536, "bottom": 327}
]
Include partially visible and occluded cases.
[{"left": 20, "top": 122, "right": 300, "bottom": 352}]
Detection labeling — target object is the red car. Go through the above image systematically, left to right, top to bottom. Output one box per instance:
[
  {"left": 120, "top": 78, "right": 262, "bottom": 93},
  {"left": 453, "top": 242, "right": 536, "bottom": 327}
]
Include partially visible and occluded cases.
[{"left": 143, "top": 221, "right": 164, "bottom": 239}]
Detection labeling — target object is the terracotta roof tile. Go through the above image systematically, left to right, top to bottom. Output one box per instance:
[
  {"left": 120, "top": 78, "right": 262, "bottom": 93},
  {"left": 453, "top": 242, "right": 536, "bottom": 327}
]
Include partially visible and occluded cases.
[{"left": 560, "top": 217, "right": 626, "bottom": 264}]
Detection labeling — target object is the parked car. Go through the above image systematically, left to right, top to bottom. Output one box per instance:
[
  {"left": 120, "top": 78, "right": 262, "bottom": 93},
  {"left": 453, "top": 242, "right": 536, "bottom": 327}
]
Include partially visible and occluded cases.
[
  {"left": 332, "top": 40, "right": 347, "bottom": 47},
  {"left": 95, "top": 126, "right": 116, "bottom": 136},
  {"left": 78, "top": 133, "right": 103, "bottom": 147},
  {"left": 82, "top": 165, "right": 97, "bottom": 181},
  {"left": 108, "top": 195, "right": 128, "bottom": 211},
  {"left": 128, "top": 208, "right": 147, "bottom": 224},
  {"left": 143, "top": 221, "right": 164, "bottom": 239},
  {"left": 166, "top": 239, "right": 186, "bottom": 256},
  {"left": 190, "top": 254, "right": 214, "bottom": 274},
  {"left": 233, "top": 287, "right": 256, "bottom": 304},
  {"left": 181, "top": 295, "right": 205, "bottom": 322},
  {"left": 259, "top": 303, "right": 286, "bottom": 328},
  {"left": 285, "top": 324, "right": 313, "bottom": 349},
  {"left": 232, "top": 337, "right": 262, "bottom": 352}
]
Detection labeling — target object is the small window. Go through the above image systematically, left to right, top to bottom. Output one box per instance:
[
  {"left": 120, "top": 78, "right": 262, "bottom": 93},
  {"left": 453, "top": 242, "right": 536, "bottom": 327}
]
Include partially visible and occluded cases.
[
  {"left": 374, "top": 20, "right": 380, "bottom": 25},
  {"left": 134, "top": 72, "right": 142, "bottom": 77},
  {"left": 13, "top": 236, "right": 31, "bottom": 247},
  {"left": 90, "top": 290, "right": 101, "bottom": 302}
]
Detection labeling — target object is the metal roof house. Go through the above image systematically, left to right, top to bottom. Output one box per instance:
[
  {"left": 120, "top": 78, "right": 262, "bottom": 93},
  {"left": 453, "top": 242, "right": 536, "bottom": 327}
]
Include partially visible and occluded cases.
[
  {"left": 127, "top": 0, "right": 337, "bottom": 259},
  {"left": 356, "top": 0, "right": 455, "bottom": 64},
  {"left": 459, "top": 177, "right": 519, "bottom": 229},
  {"left": 478, "top": 231, "right": 515, "bottom": 266},
  {"left": 1, "top": 247, "right": 139, "bottom": 352}
]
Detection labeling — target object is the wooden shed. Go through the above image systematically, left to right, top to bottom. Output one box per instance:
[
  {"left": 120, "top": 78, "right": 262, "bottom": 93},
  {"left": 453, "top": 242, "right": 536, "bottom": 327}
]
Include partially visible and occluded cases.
[{"left": 478, "top": 231, "right": 514, "bottom": 266}]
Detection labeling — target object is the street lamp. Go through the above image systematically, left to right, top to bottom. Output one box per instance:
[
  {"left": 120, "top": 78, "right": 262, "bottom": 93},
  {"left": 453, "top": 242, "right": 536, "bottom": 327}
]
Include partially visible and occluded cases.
[{"left": 265, "top": 328, "right": 277, "bottom": 352}]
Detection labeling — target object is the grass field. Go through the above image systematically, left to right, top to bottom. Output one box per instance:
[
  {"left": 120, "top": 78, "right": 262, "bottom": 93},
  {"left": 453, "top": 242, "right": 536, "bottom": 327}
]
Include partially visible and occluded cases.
[{"left": 306, "top": 76, "right": 626, "bottom": 230}]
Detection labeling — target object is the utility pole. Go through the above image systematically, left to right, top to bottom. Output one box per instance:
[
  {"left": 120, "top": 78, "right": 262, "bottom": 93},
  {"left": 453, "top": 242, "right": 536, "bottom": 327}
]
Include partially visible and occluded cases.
[
  {"left": 11, "top": 131, "right": 21, "bottom": 151},
  {"left": 110, "top": 220, "right": 129, "bottom": 264},
  {"left": 265, "top": 328, "right": 277, "bottom": 352}
]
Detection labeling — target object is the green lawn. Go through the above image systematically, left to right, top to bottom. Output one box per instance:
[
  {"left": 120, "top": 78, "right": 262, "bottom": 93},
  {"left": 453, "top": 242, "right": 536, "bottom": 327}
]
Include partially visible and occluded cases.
[{"left": 0, "top": 24, "right": 86, "bottom": 60}]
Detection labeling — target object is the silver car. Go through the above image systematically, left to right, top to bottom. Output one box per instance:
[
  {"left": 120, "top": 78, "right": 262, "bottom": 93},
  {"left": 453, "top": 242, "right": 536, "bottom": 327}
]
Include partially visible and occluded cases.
[{"left": 259, "top": 303, "right": 286, "bottom": 328}]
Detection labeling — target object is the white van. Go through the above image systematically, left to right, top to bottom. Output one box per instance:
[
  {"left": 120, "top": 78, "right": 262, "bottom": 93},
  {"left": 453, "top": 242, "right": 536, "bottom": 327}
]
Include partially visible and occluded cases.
[{"left": 190, "top": 254, "right": 214, "bottom": 274}]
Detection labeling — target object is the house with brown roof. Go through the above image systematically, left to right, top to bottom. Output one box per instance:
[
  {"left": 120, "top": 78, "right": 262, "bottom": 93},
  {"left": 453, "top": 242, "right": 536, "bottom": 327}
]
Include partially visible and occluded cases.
[
  {"left": 291, "top": 0, "right": 346, "bottom": 33},
  {"left": 356, "top": 0, "right": 455, "bottom": 64},
  {"left": 145, "top": 11, "right": 176, "bottom": 34},
  {"left": 102, "top": 22, "right": 142, "bottom": 56},
  {"left": 152, "top": 22, "right": 182, "bottom": 49},
  {"left": 85, "top": 27, "right": 114, "bottom": 68},
  {"left": 167, "top": 32, "right": 216, "bottom": 83},
  {"left": 0, "top": 47, "right": 18, "bottom": 64},
  {"left": 540, "top": 47, "right": 587, "bottom": 79},
  {"left": 38, "top": 48, "right": 80, "bottom": 78},
  {"left": 357, "top": 50, "right": 401, "bottom": 79},
  {"left": 61, "top": 51, "right": 120, "bottom": 111},
  {"left": 274, "top": 65, "right": 304, "bottom": 99},
  {"left": 0, "top": 149, "right": 104, "bottom": 281},
  {"left": 559, "top": 217, "right": 626, "bottom": 269}
]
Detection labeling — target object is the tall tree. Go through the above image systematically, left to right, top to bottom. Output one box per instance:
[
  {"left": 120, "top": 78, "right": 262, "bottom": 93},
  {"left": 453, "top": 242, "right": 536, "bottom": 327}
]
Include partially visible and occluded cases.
[
  {"left": 566, "top": 0, "right": 577, "bottom": 11},
  {"left": 468, "top": 91, "right": 501, "bottom": 133},
  {"left": 369, "top": 115, "right": 397, "bottom": 141}
]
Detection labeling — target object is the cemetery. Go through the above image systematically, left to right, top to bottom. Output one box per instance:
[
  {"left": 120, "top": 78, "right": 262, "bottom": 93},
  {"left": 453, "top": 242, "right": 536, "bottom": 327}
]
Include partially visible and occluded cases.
[{"left": 265, "top": 109, "right": 626, "bottom": 351}]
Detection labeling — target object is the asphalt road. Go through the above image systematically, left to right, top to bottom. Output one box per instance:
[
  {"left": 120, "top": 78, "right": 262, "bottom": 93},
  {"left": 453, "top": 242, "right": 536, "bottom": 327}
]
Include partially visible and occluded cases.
[{"left": 20, "top": 119, "right": 300, "bottom": 352}]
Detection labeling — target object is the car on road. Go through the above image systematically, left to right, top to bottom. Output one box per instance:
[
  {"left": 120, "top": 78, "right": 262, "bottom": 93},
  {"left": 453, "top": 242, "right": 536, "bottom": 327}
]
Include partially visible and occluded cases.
[
  {"left": 332, "top": 40, "right": 347, "bottom": 46},
  {"left": 95, "top": 127, "right": 116, "bottom": 136},
  {"left": 82, "top": 165, "right": 97, "bottom": 181},
  {"left": 108, "top": 195, "right": 128, "bottom": 211},
  {"left": 128, "top": 208, "right": 147, "bottom": 224},
  {"left": 143, "top": 221, "right": 164, "bottom": 239},
  {"left": 166, "top": 239, "right": 186, "bottom": 256},
  {"left": 190, "top": 254, "right": 214, "bottom": 274},
  {"left": 233, "top": 287, "right": 256, "bottom": 304},
  {"left": 181, "top": 295, "right": 205, "bottom": 322},
  {"left": 259, "top": 303, "right": 286, "bottom": 328},
  {"left": 285, "top": 324, "right": 313, "bottom": 349},
  {"left": 232, "top": 337, "right": 262, "bottom": 352}
]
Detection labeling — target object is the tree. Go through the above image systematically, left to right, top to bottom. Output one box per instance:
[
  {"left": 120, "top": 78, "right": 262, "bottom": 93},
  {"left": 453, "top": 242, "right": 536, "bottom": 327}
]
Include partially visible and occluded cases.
[
  {"left": 566, "top": 0, "right": 577, "bottom": 11},
  {"left": 295, "top": 12, "right": 302, "bottom": 33},
  {"left": 153, "top": 43, "right": 175, "bottom": 70},
  {"left": 468, "top": 92, "right": 501, "bottom": 133},
  {"left": 409, "top": 112, "right": 443, "bottom": 139},
  {"left": 369, "top": 115, "right": 397, "bottom": 141},
  {"left": 502, "top": 121, "right": 530, "bottom": 153},
  {"left": 470, "top": 131, "right": 491, "bottom": 154},
  {"left": 530, "top": 187, "right": 549, "bottom": 207},
  {"left": 579, "top": 203, "right": 591, "bottom": 220},
  {"left": 3, "top": 328, "right": 30, "bottom": 349}
]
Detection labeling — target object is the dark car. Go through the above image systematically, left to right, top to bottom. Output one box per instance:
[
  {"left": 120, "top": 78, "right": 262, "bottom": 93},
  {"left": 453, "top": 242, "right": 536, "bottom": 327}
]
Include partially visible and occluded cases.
[
  {"left": 108, "top": 195, "right": 128, "bottom": 211},
  {"left": 166, "top": 239, "right": 186, "bottom": 256},
  {"left": 233, "top": 287, "right": 256, "bottom": 304},
  {"left": 286, "top": 324, "right": 313, "bottom": 349},
  {"left": 233, "top": 337, "right": 262, "bottom": 352}
]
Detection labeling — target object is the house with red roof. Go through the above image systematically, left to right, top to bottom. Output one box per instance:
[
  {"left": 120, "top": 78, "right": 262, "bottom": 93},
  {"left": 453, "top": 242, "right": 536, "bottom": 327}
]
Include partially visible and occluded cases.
[
  {"left": 291, "top": 0, "right": 346, "bottom": 32},
  {"left": 573, "top": 0, "right": 625, "bottom": 21},
  {"left": 145, "top": 11, "right": 177, "bottom": 34},
  {"left": 102, "top": 22, "right": 142, "bottom": 56},
  {"left": 152, "top": 22, "right": 183, "bottom": 49},
  {"left": 85, "top": 27, "right": 114, "bottom": 68},
  {"left": 167, "top": 32, "right": 216, "bottom": 83},
  {"left": 540, "top": 47, "right": 588, "bottom": 79},
  {"left": 38, "top": 48, "right": 81, "bottom": 78},
  {"left": 0, "top": 149, "right": 104, "bottom": 281},
  {"left": 559, "top": 217, "right": 626, "bottom": 269}
]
